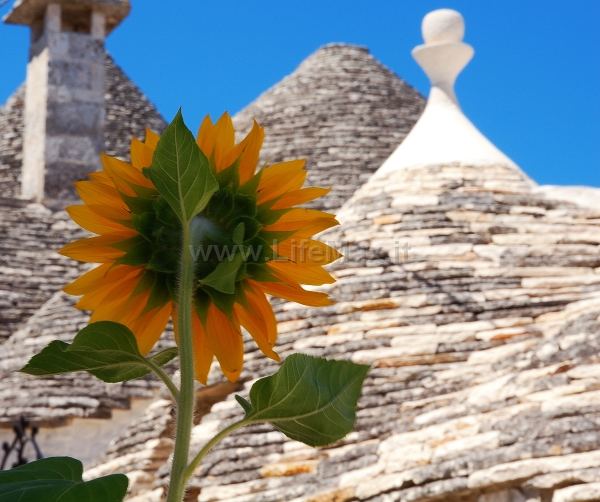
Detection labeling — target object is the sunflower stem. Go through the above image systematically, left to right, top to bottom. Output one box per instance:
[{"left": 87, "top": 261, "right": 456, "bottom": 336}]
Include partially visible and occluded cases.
[{"left": 167, "top": 223, "right": 196, "bottom": 502}]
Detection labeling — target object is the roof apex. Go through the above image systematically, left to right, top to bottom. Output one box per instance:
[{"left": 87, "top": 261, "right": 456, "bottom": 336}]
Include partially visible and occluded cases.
[{"left": 376, "top": 9, "right": 533, "bottom": 185}]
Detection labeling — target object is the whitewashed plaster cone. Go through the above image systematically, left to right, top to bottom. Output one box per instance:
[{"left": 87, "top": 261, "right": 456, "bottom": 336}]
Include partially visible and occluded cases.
[{"left": 377, "top": 8, "right": 534, "bottom": 185}]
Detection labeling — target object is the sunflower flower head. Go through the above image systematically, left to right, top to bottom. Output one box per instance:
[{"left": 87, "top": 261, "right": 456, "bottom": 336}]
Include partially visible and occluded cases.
[{"left": 60, "top": 113, "right": 340, "bottom": 383}]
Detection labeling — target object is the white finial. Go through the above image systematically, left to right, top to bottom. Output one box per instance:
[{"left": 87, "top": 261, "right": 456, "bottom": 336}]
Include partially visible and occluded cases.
[
  {"left": 375, "top": 8, "right": 532, "bottom": 184},
  {"left": 412, "top": 9, "right": 473, "bottom": 103},
  {"left": 422, "top": 9, "right": 465, "bottom": 44}
]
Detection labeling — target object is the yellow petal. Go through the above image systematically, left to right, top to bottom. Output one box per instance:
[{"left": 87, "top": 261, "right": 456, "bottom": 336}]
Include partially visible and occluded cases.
[
  {"left": 212, "top": 113, "right": 236, "bottom": 171},
  {"left": 196, "top": 115, "right": 216, "bottom": 158},
  {"left": 237, "top": 120, "right": 264, "bottom": 184},
  {"left": 145, "top": 128, "right": 160, "bottom": 150},
  {"left": 130, "top": 137, "right": 155, "bottom": 170},
  {"left": 101, "top": 154, "right": 153, "bottom": 196},
  {"left": 257, "top": 160, "right": 306, "bottom": 205},
  {"left": 88, "top": 171, "right": 114, "bottom": 186},
  {"left": 75, "top": 180, "right": 128, "bottom": 212},
  {"left": 270, "top": 187, "right": 330, "bottom": 210},
  {"left": 84, "top": 203, "right": 132, "bottom": 225},
  {"left": 66, "top": 205, "right": 134, "bottom": 236},
  {"left": 263, "top": 209, "right": 338, "bottom": 236},
  {"left": 59, "top": 235, "right": 127, "bottom": 263},
  {"left": 273, "top": 238, "right": 341, "bottom": 266},
  {"left": 267, "top": 261, "right": 335, "bottom": 286},
  {"left": 64, "top": 263, "right": 112, "bottom": 295},
  {"left": 77, "top": 267, "right": 142, "bottom": 311},
  {"left": 88, "top": 277, "right": 144, "bottom": 320},
  {"left": 258, "top": 280, "right": 333, "bottom": 307},
  {"left": 244, "top": 285, "right": 278, "bottom": 344},
  {"left": 234, "top": 286, "right": 279, "bottom": 359},
  {"left": 129, "top": 302, "right": 172, "bottom": 355},
  {"left": 205, "top": 304, "right": 243, "bottom": 382},
  {"left": 191, "top": 311, "right": 214, "bottom": 383}
]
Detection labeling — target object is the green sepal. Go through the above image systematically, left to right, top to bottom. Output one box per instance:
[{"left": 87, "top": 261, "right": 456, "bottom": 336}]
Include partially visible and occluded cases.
[
  {"left": 216, "top": 162, "right": 240, "bottom": 189},
  {"left": 238, "top": 171, "right": 261, "bottom": 196},
  {"left": 204, "top": 190, "right": 235, "bottom": 223},
  {"left": 122, "top": 191, "right": 155, "bottom": 214},
  {"left": 233, "top": 193, "right": 257, "bottom": 218},
  {"left": 154, "top": 197, "right": 182, "bottom": 228},
  {"left": 257, "top": 205, "right": 289, "bottom": 225},
  {"left": 130, "top": 212, "right": 158, "bottom": 240},
  {"left": 233, "top": 216, "right": 261, "bottom": 242},
  {"left": 232, "top": 222, "right": 245, "bottom": 244},
  {"left": 114, "top": 235, "right": 151, "bottom": 266},
  {"left": 247, "top": 236, "right": 277, "bottom": 262},
  {"left": 147, "top": 249, "right": 179, "bottom": 274},
  {"left": 199, "top": 253, "right": 244, "bottom": 294},
  {"left": 245, "top": 263, "right": 279, "bottom": 282},
  {"left": 131, "top": 272, "right": 154, "bottom": 298},
  {"left": 141, "top": 273, "right": 173, "bottom": 313},
  {"left": 203, "top": 287, "right": 237, "bottom": 316},
  {"left": 193, "top": 291, "right": 211, "bottom": 324}
]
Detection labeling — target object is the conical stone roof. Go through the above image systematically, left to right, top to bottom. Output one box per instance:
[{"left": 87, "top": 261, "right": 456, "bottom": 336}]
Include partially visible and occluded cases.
[
  {"left": 91, "top": 10, "right": 600, "bottom": 501},
  {"left": 234, "top": 43, "right": 424, "bottom": 211}
]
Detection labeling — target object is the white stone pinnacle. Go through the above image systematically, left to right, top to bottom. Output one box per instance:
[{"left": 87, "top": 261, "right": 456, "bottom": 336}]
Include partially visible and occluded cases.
[{"left": 377, "top": 9, "right": 533, "bottom": 185}]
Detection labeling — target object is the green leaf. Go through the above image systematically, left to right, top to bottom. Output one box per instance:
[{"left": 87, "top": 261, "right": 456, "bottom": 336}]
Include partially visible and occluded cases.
[
  {"left": 146, "top": 109, "right": 218, "bottom": 223},
  {"left": 232, "top": 222, "right": 245, "bottom": 244},
  {"left": 114, "top": 236, "right": 152, "bottom": 266},
  {"left": 199, "top": 252, "right": 244, "bottom": 294},
  {"left": 21, "top": 321, "right": 177, "bottom": 383},
  {"left": 239, "top": 354, "right": 369, "bottom": 447},
  {"left": 234, "top": 394, "right": 252, "bottom": 414},
  {"left": 0, "top": 457, "right": 128, "bottom": 502}
]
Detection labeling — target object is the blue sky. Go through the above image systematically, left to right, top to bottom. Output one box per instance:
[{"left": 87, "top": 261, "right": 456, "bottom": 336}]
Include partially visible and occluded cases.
[{"left": 1, "top": 0, "right": 598, "bottom": 186}]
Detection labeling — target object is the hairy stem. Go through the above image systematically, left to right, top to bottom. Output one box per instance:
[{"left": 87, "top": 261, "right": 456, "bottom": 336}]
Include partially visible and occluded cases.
[{"left": 166, "top": 224, "right": 196, "bottom": 502}]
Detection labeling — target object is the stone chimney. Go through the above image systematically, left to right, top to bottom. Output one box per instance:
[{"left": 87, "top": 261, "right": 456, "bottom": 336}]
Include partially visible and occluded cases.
[{"left": 4, "top": 0, "right": 130, "bottom": 202}]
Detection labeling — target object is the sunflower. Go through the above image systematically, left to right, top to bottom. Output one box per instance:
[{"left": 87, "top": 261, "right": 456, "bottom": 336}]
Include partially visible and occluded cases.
[{"left": 60, "top": 113, "right": 340, "bottom": 383}]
